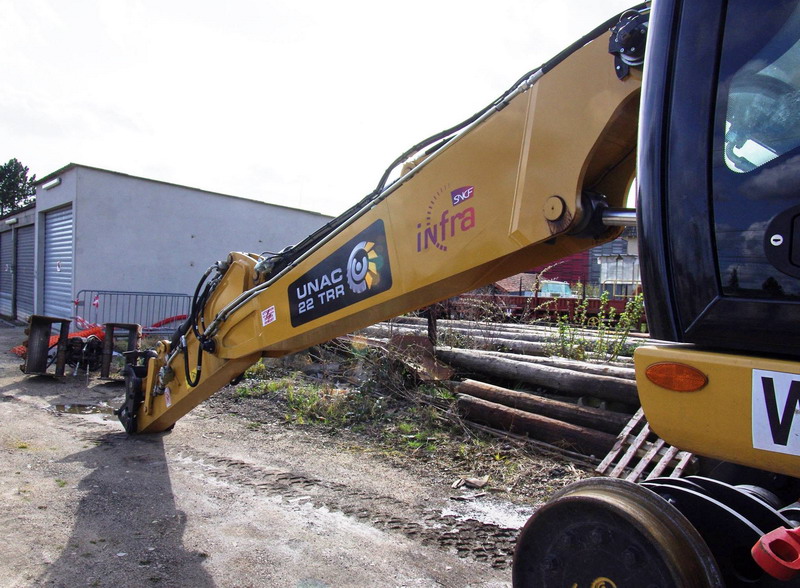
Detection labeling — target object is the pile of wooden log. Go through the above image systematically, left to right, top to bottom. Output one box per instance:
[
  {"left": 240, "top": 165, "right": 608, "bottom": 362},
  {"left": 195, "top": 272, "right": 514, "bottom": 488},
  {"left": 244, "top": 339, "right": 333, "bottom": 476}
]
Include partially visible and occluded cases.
[
  {"left": 361, "top": 315, "right": 645, "bottom": 359},
  {"left": 351, "top": 317, "right": 647, "bottom": 460}
]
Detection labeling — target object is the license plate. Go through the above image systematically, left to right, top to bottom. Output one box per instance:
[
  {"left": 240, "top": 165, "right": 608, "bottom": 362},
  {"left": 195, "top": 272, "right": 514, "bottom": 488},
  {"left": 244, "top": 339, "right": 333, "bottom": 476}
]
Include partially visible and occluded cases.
[{"left": 753, "top": 369, "right": 800, "bottom": 455}]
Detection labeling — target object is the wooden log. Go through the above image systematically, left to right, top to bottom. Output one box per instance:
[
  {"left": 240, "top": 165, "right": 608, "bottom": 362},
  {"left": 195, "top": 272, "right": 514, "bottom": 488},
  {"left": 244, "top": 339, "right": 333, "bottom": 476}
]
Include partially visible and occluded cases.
[
  {"left": 393, "top": 316, "right": 652, "bottom": 345},
  {"left": 393, "top": 316, "right": 556, "bottom": 336},
  {"left": 380, "top": 320, "right": 642, "bottom": 358},
  {"left": 371, "top": 322, "right": 554, "bottom": 343},
  {"left": 360, "top": 325, "right": 551, "bottom": 355},
  {"left": 482, "top": 338, "right": 549, "bottom": 356},
  {"left": 438, "top": 347, "right": 639, "bottom": 405},
  {"left": 457, "top": 349, "right": 636, "bottom": 380},
  {"left": 456, "top": 379, "right": 630, "bottom": 435},
  {"left": 456, "top": 394, "right": 617, "bottom": 457}
]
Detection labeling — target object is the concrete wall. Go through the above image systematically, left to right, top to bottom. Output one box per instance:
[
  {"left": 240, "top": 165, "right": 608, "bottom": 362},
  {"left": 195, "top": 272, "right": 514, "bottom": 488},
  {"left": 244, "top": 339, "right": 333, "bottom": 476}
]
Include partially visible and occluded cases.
[
  {"left": 31, "top": 164, "right": 332, "bottom": 314},
  {"left": 0, "top": 206, "right": 36, "bottom": 232}
]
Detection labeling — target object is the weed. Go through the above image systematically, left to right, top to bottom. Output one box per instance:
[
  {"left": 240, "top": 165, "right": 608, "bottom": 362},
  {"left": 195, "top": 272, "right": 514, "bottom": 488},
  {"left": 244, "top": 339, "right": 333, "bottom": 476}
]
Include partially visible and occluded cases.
[
  {"left": 546, "top": 292, "right": 644, "bottom": 362},
  {"left": 438, "top": 329, "right": 478, "bottom": 349},
  {"left": 243, "top": 360, "right": 271, "bottom": 380},
  {"left": 234, "top": 374, "right": 297, "bottom": 399},
  {"left": 235, "top": 381, "right": 269, "bottom": 399},
  {"left": 284, "top": 384, "right": 383, "bottom": 427},
  {"left": 396, "top": 422, "right": 415, "bottom": 435},
  {"left": 15, "top": 441, "right": 29, "bottom": 449},
  {"left": 55, "top": 478, "right": 67, "bottom": 488}
]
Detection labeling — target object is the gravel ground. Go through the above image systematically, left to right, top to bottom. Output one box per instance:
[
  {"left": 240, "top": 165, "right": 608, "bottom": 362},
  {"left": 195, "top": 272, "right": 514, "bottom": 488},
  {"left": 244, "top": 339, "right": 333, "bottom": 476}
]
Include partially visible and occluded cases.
[{"left": 0, "top": 324, "right": 587, "bottom": 588}]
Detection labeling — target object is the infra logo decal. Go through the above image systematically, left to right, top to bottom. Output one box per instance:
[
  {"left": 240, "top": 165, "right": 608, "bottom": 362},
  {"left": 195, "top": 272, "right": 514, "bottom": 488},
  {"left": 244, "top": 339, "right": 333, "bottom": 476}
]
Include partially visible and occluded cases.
[
  {"left": 416, "top": 185, "right": 476, "bottom": 252},
  {"left": 288, "top": 220, "right": 392, "bottom": 327},
  {"left": 347, "top": 241, "right": 379, "bottom": 294}
]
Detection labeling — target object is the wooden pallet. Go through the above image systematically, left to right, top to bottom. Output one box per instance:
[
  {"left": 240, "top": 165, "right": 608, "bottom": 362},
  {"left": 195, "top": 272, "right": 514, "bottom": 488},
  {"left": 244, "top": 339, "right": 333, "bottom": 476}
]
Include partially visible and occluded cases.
[{"left": 596, "top": 408, "right": 695, "bottom": 482}]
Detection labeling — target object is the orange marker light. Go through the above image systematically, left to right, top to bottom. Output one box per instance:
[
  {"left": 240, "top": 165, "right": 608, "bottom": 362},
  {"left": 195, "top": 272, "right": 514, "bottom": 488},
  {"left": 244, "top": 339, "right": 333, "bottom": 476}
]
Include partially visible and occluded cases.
[{"left": 645, "top": 362, "right": 708, "bottom": 392}]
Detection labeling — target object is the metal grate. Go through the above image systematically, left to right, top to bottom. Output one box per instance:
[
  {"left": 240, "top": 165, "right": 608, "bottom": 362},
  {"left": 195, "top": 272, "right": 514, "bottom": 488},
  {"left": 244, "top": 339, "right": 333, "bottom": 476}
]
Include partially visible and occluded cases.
[
  {"left": 73, "top": 290, "right": 191, "bottom": 335},
  {"left": 596, "top": 408, "right": 696, "bottom": 482}
]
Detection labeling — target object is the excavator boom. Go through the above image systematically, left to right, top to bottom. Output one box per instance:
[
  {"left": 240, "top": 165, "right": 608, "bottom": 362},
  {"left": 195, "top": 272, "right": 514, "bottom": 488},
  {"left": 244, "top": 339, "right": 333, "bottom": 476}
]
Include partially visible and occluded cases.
[{"left": 120, "top": 15, "right": 641, "bottom": 435}]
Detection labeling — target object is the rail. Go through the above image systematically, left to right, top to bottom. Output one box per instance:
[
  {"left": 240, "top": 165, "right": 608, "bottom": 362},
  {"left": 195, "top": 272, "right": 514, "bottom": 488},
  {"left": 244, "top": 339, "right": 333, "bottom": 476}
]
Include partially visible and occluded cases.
[{"left": 73, "top": 290, "right": 191, "bottom": 335}]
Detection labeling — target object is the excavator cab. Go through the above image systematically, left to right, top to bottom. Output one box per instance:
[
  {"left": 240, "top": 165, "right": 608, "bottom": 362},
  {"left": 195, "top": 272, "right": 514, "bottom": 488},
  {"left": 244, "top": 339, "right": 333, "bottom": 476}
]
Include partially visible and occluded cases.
[
  {"left": 636, "top": 0, "right": 800, "bottom": 477},
  {"left": 639, "top": 0, "right": 800, "bottom": 353},
  {"left": 514, "top": 1, "right": 800, "bottom": 586}
]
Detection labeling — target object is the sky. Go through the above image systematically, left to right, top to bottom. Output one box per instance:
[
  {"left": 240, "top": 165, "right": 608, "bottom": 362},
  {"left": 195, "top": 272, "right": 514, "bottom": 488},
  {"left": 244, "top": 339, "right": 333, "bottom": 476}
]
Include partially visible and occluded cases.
[{"left": 1, "top": 0, "right": 639, "bottom": 217}]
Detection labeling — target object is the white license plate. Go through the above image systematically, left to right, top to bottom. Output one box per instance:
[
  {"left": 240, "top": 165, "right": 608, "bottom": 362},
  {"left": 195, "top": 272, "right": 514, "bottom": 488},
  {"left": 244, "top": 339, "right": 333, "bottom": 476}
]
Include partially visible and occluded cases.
[{"left": 753, "top": 369, "right": 800, "bottom": 455}]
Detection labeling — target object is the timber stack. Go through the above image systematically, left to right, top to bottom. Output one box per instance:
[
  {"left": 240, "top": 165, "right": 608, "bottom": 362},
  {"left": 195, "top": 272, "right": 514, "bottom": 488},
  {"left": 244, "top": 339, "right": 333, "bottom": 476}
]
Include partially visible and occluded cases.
[{"left": 352, "top": 316, "right": 648, "bottom": 461}]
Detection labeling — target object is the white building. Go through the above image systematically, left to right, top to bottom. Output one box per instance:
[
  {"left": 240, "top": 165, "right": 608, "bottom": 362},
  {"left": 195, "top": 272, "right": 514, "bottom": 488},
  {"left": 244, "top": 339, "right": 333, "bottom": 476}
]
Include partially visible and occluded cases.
[{"left": 0, "top": 164, "right": 332, "bottom": 328}]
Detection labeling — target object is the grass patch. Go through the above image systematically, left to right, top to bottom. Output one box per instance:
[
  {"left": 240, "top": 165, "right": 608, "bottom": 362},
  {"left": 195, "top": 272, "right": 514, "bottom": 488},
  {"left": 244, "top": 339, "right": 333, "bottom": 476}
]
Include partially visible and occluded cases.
[
  {"left": 225, "top": 341, "right": 592, "bottom": 502},
  {"left": 284, "top": 384, "right": 384, "bottom": 427}
]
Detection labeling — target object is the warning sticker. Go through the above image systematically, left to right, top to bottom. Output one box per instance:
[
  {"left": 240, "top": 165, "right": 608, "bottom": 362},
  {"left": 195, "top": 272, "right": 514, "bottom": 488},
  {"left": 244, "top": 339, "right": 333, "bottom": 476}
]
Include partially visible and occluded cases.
[{"left": 261, "top": 306, "right": 277, "bottom": 327}]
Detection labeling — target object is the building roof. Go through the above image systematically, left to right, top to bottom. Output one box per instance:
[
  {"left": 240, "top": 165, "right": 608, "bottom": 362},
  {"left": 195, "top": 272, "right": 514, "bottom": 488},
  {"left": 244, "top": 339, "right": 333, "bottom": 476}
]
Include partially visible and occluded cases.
[
  {"left": 35, "top": 163, "right": 332, "bottom": 219},
  {"left": 494, "top": 273, "right": 541, "bottom": 293}
]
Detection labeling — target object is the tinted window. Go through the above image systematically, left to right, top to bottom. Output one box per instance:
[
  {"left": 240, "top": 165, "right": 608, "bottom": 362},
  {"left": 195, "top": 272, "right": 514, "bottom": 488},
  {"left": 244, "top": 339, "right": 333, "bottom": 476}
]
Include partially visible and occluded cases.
[{"left": 713, "top": 0, "right": 800, "bottom": 299}]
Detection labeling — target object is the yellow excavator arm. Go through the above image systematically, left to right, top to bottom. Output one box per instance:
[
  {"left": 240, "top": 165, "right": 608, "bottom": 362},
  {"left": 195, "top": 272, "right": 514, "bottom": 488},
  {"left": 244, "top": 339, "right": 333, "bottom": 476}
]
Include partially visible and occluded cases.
[{"left": 118, "top": 16, "right": 641, "bottom": 435}]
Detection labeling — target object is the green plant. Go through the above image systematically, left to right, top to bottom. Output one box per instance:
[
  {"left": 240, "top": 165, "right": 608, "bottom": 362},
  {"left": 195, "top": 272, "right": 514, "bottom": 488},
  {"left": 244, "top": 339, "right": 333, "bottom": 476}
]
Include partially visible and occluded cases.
[
  {"left": 547, "top": 292, "right": 644, "bottom": 362},
  {"left": 607, "top": 293, "right": 645, "bottom": 360},
  {"left": 438, "top": 329, "right": 478, "bottom": 349},
  {"left": 243, "top": 359, "right": 271, "bottom": 380},
  {"left": 234, "top": 371, "right": 306, "bottom": 399},
  {"left": 235, "top": 381, "right": 270, "bottom": 398},
  {"left": 284, "top": 383, "right": 383, "bottom": 427},
  {"left": 419, "top": 383, "right": 456, "bottom": 402},
  {"left": 385, "top": 411, "right": 449, "bottom": 453}
]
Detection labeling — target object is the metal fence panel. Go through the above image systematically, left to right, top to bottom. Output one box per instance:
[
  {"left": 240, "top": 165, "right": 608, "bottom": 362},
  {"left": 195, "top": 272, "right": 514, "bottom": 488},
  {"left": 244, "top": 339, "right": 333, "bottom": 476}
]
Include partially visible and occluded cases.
[{"left": 73, "top": 290, "right": 191, "bottom": 335}]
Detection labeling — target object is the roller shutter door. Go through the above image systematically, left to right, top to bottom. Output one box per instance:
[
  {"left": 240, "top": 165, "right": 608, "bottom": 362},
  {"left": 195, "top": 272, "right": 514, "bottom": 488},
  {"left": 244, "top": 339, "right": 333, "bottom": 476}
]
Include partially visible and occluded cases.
[
  {"left": 44, "top": 207, "right": 74, "bottom": 319},
  {"left": 16, "top": 225, "right": 34, "bottom": 320},
  {"left": 0, "top": 231, "right": 11, "bottom": 316}
]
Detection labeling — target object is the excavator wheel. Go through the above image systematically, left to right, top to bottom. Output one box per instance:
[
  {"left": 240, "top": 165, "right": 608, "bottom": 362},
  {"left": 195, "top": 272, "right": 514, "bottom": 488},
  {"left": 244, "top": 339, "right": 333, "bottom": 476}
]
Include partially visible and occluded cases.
[
  {"left": 512, "top": 477, "right": 723, "bottom": 588},
  {"left": 641, "top": 477, "right": 798, "bottom": 587}
]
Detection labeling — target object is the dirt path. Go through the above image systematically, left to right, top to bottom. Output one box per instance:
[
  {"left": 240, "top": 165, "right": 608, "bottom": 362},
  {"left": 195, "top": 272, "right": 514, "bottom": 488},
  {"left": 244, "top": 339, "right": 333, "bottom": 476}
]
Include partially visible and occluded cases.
[{"left": 0, "top": 324, "right": 517, "bottom": 588}]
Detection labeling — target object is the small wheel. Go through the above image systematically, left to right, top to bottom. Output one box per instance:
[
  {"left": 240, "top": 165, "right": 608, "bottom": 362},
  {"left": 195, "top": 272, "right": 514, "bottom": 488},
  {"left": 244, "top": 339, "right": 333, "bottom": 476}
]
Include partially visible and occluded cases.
[{"left": 512, "top": 478, "right": 723, "bottom": 588}]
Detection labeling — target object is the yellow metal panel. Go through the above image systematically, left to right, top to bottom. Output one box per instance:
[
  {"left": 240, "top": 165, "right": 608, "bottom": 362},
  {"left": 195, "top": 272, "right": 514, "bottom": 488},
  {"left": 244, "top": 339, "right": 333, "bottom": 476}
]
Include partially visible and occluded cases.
[{"left": 635, "top": 345, "right": 800, "bottom": 477}]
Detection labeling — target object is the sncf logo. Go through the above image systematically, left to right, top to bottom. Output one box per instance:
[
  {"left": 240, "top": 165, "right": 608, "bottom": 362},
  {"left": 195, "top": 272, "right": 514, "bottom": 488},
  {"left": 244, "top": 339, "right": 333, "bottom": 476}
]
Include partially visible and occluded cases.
[
  {"left": 416, "top": 185, "right": 476, "bottom": 253},
  {"left": 451, "top": 186, "right": 474, "bottom": 206}
]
